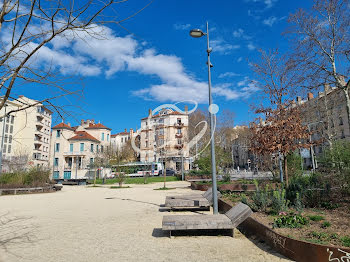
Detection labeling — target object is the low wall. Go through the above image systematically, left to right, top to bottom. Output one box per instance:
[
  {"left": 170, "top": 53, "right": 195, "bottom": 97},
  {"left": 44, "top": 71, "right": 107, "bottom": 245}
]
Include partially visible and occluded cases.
[
  {"left": 191, "top": 182, "right": 256, "bottom": 192},
  {"left": 0, "top": 185, "right": 56, "bottom": 195},
  {"left": 218, "top": 198, "right": 350, "bottom": 262}
]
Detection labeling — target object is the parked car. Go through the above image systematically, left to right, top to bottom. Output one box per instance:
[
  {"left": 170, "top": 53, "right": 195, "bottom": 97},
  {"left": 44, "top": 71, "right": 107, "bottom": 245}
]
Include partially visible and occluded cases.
[{"left": 159, "top": 168, "right": 175, "bottom": 176}]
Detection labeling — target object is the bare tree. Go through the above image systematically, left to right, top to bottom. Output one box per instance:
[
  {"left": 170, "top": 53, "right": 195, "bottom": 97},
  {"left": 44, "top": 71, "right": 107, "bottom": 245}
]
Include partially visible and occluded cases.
[
  {"left": 0, "top": 0, "right": 152, "bottom": 117},
  {"left": 287, "top": 0, "right": 350, "bottom": 125},
  {"left": 250, "top": 49, "right": 311, "bottom": 186},
  {"left": 2, "top": 147, "right": 30, "bottom": 172}
]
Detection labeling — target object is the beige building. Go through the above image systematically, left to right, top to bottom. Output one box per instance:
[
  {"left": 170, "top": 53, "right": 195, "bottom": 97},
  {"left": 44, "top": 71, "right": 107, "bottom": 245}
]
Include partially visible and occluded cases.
[
  {"left": 294, "top": 82, "right": 350, "bottom": 166},
  {"left": 0, "top": 96, "right": 53, "bottom": 171},
  {"left": 139, "top": 107, "right": 189, "bottom": 172},
  {"left": 51, "top": 119, "right": 112, "bottom": 180},
  {"left": 111, "top": 128, "right": 135, "bottom": 151}
]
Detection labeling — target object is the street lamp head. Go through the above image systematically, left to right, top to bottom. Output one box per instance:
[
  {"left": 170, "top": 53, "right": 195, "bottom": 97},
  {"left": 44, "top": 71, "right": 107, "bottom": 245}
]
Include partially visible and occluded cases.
[{"left": 189, "top": 29, "right": 205, "bottom": 38}]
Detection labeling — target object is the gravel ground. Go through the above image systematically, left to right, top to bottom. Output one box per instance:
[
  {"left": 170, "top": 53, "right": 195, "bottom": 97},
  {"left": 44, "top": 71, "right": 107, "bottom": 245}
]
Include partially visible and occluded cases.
[{"left": 0, "top": 181, "right": 291, "bottom": 262}]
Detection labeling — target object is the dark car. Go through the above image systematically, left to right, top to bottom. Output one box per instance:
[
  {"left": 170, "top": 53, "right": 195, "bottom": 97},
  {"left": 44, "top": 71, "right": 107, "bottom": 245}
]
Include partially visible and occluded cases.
[{"left": 159, "top": 168, "right": 175, "bottom": 176}]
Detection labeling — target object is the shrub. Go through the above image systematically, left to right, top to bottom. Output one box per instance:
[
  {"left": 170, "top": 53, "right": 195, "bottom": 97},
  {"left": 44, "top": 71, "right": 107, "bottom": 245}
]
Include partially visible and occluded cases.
[
  {"left": 0, "top": 168, "right": 49, "bottom": 187},
  {"left": 222, "top": 173, "right": 231, "bottom": 183},
  {"left": 250, "top": 182, "right": 271, "bottom": 212},
  {"left": 271, "top": 189, "right": 290, "bottom": 214},
  {"left": 240, "top": 193, "right": 249, "bottom": 205},
  {"left": 274, "top": 212, "right": 309, "bottom": 228},
  {"left": 308, "top": 215, "right": 324, "bottom": 222},
  {"left": 321, "top": 221, "right": 331, "bottom": 228},
  {"left": 341, "top": 236, "right": 350, "bottom": 247}
]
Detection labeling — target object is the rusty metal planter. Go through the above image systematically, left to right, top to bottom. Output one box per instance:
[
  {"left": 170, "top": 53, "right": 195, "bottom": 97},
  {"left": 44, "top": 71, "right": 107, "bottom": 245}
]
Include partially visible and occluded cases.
[{"left": 218, "top": 198, "right": 350, "bottom": 262}]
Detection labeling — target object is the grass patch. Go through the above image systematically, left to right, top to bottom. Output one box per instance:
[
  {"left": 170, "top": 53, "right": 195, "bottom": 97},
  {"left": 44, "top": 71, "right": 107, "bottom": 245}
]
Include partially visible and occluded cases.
[
  {"left": 91, "top": 176, "right": 179, "bottom": 185},
  {"left": 110, "top": 186, "right": 130, "bottom": 189},
  {"left": 153, "top": 187, "right": 176, "bottom": 191},
  {"left": 308, "top": 215, "right": 325, "bottom": 222},
  {"left": 321, "top": 221, "right": 331, "bottom": 228},
  {"left": 341, "top": 236, "right": 350, "bottom": 247}
]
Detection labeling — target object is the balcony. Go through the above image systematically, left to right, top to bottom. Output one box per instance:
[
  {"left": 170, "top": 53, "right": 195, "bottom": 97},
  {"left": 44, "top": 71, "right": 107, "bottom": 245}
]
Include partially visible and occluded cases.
[
  {"left": 174, "top": 122, "right": 184, "bottom": 128},
  {"left": 175, "top": 133, "right": 183, "bottom": 138},
  {"left": 174, "top": 144, "right": 183, "bottom": 150},
  {"left": 63, "top": 151, "right": 87, "bottom": 156},
  {"left": 64, "top": 164, "right": 73, "bottom": 170}
]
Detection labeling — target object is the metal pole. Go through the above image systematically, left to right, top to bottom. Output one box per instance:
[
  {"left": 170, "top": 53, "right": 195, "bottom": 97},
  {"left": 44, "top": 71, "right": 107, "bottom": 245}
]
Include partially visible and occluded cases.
[
  {"left": 206, "top": 21, "right": 218, "bottom": 215},
  {"left": 0, "top": 105, "right": 7, "bottom": 175},
  {"left": 181, "top": 153, "right": 184, "bottom": 181}
]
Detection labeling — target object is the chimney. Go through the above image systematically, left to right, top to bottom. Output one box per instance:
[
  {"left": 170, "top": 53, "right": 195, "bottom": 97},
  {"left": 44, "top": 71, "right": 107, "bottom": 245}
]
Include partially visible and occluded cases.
[
  {"left": 324, "top": 83, "right": 330, "bottom": 93},
  {"left": 307, "top": 92, "right": 314, "bottom": 101},
  {"left": 19, "top": 95, "right": 24, "bottom": 98},
  {"left": 296, "top": 96, "right": 302, "bottom": 103},
  {"left": 184, "top": 105, "right": 188, "bottom": 114},
  {"left": 148, "top": 109, "right": 152, "bottom": 116},
  {"left": 81, "top": 119, "right": 84, "bottom": 125},
  {"left": 87, "top": 120, "right": 90, "bottom": 125},
  {"left": 67, "top": 122, "right": 71, "bottom": 127}
]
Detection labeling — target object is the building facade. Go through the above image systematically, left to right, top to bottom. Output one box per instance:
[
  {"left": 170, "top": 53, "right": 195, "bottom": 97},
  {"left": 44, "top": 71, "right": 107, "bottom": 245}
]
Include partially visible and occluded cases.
[
  {"left": 0, "top": 96, "right": 53, "bottom": 171},
  {"left": 139, "top": 108, "right": 190, "bottom": 171},
  {"left": 51, "top": 119, "right": 112, "bottom": 180},
  {"left": 111, "top": 128, "right": 135, "bottom": 151}
]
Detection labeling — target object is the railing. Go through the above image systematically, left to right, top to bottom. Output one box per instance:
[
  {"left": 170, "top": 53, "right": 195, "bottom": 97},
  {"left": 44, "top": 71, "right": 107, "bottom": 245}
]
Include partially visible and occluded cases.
[
  {"left": 174, "top": 122, "right": 184, "bottom": 128},
  {"left": 175, "top": 133, "right": 183, "bottom": 138},
  {"left": 174, "top": 144, "right": 184, "bottom": 149},
  {"left": 63, "top": 151, "right": 88, "bottom": 156}
]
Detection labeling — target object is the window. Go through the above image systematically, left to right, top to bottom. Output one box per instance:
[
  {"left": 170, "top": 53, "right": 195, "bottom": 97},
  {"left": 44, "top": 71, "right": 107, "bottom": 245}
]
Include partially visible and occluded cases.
[
  {"left": 10, "top": 115, "right": 14, "bottom": 124},
  {"left": 6, "top": 116, "right": 9, "bottom": 123},
  {"left": 339, "top": 117, "right": 344, "bottom": 126},
  {"left": 177, "top": 118, "right": 182, "bottom": 124},
  {"left": 5, "top": 124, "right": 8, "bottom": 133},
  {"left": 10, "top": 125, "right": 13, "bottom": 133},
  {"left": 159, "top": 128, "right": 164, "bottom": 135},
  {"left": 177, "top": 128, "right": 182, "bottom": 134},
  {"left": 56, "top": 130, "right": 61, "bottom": 137},
  {"left": 101, "top": 133, "right": 105, "bottom": 141},
  {"left": 107, "top": 134, "right": 109, "bottom": 141},
  {"left": 4, "top": 135, "right": 7, "bottom": 143},
  {"left": 8, "top": 135, "right": 12, "bottom": 143},
  {"left": 121, "top": 137, "right": 124, "bottom": 143},
  {"left": 177, "top": 139, "right": 182, "bottom": 145},
  {"left": 55, "top": 143, "right": 60, "bottom": 152},
  {"left": 80, "top": 143, "right": 84, "bottom": 152},
  {"left": 3, "top": 144, "right": 6, "bottom": 152},
  {"left": 70, "top": 144, "right": 73, "bottom": 152},
  {"left": 90, "top": 144, "right": 94, "bottom": 152},
  {"left": 8, "top": 145, "right": 11, "bottom": 153},
  {"left": 96, "top": 145, "right": 99, "bottom": 152},
  {"left": 101, "top": 145, "right": 104, "bottom": 153},
  {"left": 54, "top": 158, "right": 59, "bottom": 166},
  {"left": 90, "top": 158, "right": 94, "bottom": 165}
]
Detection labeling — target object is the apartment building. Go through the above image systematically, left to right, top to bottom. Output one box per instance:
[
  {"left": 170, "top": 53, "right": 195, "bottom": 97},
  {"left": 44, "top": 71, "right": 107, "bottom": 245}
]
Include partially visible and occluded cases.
[
  {"left": 293, "top": 81, "right": 350, "bottom": 166},
  {"left": 0, "top": 96, "right": 52, "bottom": 171},
  {"left": 139, "top": 107, "right": 190, "bottom": 171},
  {"left": 51, "top": 119, "right": 112, "bottom": 180},
  {"left": 111, "top": 128, "right": 135, "bottom": 150}
]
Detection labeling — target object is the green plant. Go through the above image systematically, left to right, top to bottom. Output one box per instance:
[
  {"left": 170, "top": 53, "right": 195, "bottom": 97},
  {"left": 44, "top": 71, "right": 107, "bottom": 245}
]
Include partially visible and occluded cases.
[
  {"left": 222, "top": 173, "right": 231, "bottom": 183},
  {"left": 250, "top": 183, "right": 271, "bottom": 212},
  {"left": 271, "top": 189, "right": 290, "bottom": 214},
  {"left": 294, "top": 192, "right": 303, "bottom": 212},
  {"left": 240, "top": 193, "right": 248, "bottom": 205},
  {"left": 320, "top": 202, "right": 339, "bottom": 210},
  {"left": 273, "top": 212, "right": 309, "bottom": 228},
  {"left": 308, "top": 215, "right": 324, "bottom": 222},
  {"left": 321, "top": 221, "right": 331, "bottom": 228},
  {"left": 341, "top": 236, "right": 350, "bottom": 247}
]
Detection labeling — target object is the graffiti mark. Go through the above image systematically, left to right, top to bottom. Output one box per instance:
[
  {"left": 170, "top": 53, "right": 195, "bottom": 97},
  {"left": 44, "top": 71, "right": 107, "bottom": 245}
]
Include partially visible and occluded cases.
[
  {"left": 266, "top": 230, "right": 286, "bottom": 249},
  {"left": 327, "top": 248, "right": 350, "bottom": 262}
]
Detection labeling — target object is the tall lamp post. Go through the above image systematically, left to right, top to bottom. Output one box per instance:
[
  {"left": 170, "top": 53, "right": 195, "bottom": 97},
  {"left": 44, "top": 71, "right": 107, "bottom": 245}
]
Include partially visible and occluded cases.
[{"left": 190, "top": 22, "right": 219, "bottom": 214}]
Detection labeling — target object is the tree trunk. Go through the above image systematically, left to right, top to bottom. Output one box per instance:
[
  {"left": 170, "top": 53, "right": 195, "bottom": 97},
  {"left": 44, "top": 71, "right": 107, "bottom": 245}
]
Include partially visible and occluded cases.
[
  {"left": 283, "top": 155, "right": 288, "bottom": 187},
  {"left": 94, "top": 168, "right": 97, "bottom": 186}
]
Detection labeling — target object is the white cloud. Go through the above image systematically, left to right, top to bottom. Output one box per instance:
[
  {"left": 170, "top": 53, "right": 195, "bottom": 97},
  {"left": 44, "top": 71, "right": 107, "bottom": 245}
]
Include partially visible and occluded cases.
[
  {"left": 245, "top": 0, "right": 278, "bottom": 9},
  {"left": 263, "top": 16, "right": 278, "bottom": 27},
  {"left": 4, "top": 23, "right": 259, "bottom": 103},
  {"left": 174, "top": 23, "right": 191, "bottom": 30},
  {"left": 233, "top": 28, "right": 252, "bottom": 40},
  {"left": 211, "top": 39, "right": 240, "bottom": 54},
  {"left": 247, "top": 43, "right": 256, "bottom": 50},
  {"left": 218, "top": 72, "right": 241, "bottom": 78}
]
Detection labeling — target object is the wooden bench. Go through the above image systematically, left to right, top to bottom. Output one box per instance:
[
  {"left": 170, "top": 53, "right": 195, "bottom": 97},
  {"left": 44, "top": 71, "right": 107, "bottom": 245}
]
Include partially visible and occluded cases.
[
  {"left": 165, "top": 187, "right": 222, "bottom": 210},
  {"left": 162, "top": 202, "right": 252, "bottom": 237}
]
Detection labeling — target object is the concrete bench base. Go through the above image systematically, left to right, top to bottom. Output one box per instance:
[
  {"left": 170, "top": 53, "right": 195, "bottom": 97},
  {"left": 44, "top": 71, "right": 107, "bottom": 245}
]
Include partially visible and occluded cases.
[{"left": 165, "top": 195, "right": 210, "bottom": 209}]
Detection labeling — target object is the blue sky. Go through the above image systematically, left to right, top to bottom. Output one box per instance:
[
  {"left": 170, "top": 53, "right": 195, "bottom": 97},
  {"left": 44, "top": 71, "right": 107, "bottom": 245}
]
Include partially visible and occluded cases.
[{"left": 12, "top": 0, "right": 312, "bottom": 133}]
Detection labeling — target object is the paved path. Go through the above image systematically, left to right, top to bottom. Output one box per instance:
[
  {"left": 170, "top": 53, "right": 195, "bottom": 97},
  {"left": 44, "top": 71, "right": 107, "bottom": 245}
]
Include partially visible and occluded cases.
[{"left": 0, "top": 182, "right": 291, "bottom": 262}]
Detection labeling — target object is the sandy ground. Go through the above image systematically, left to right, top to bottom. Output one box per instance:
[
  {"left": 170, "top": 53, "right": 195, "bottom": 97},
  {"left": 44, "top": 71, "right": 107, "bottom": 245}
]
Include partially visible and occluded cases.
[{"left": 0, "top": 181, "right": 291, "bottom": 262}]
